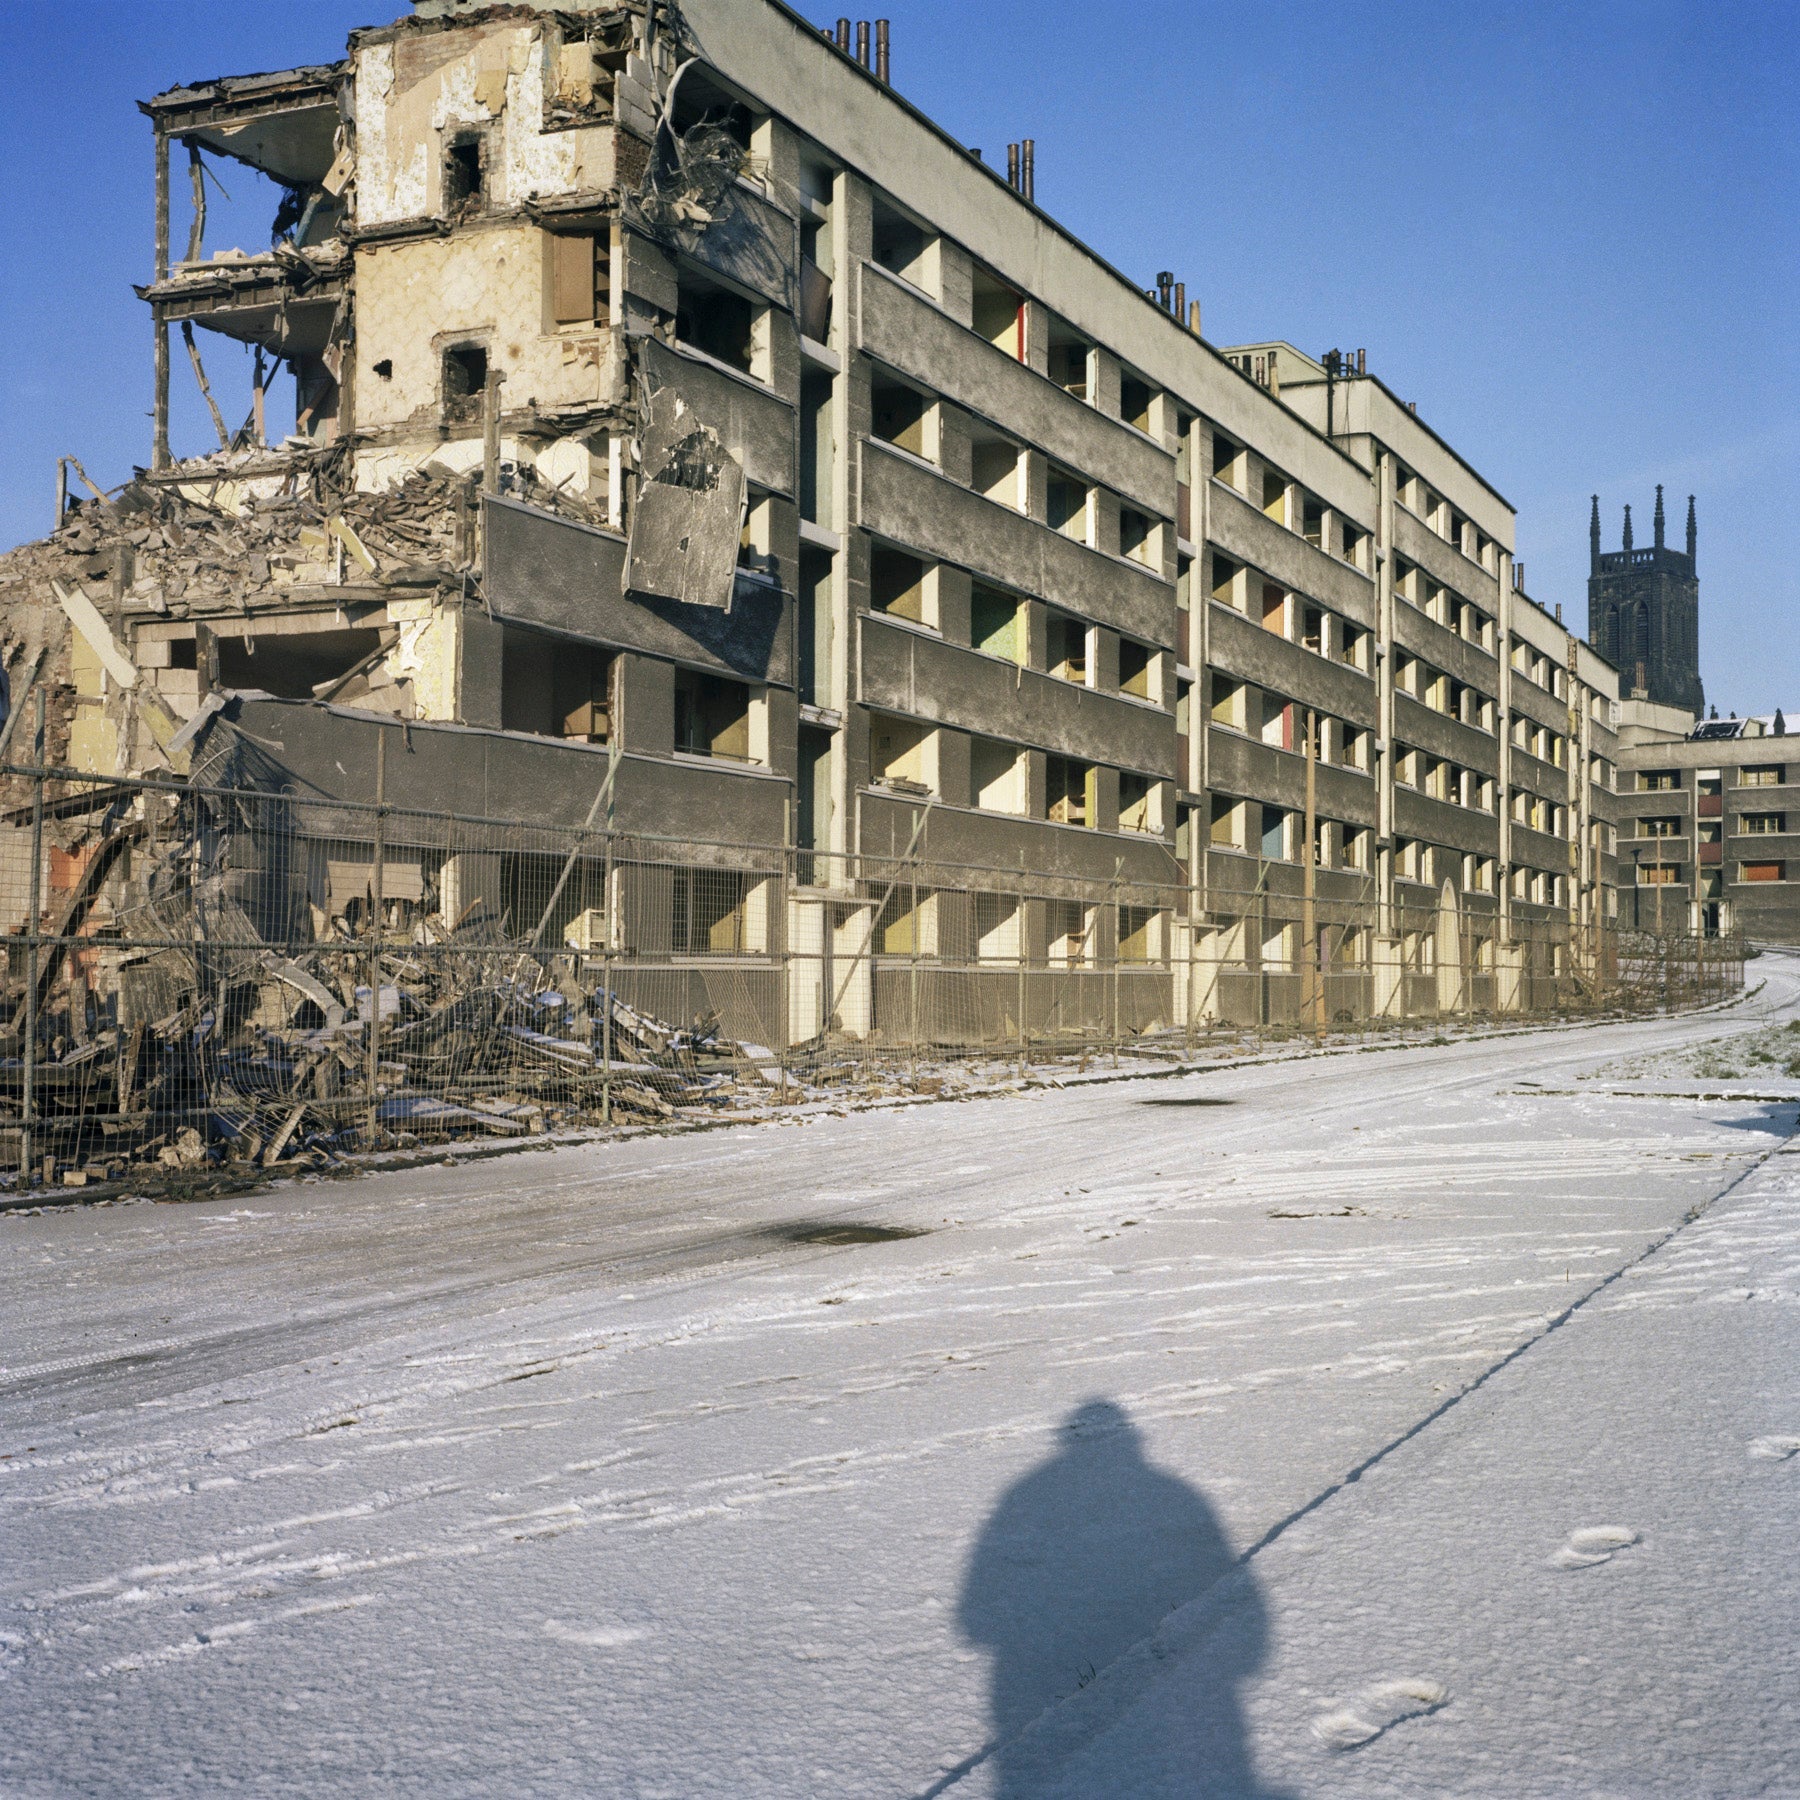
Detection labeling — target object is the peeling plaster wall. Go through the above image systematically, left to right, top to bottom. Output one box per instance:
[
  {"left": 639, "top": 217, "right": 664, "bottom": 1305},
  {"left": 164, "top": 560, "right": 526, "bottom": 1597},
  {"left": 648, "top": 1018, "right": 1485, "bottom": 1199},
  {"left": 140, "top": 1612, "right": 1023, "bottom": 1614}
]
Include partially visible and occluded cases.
[
  {"left": 354, "top": 25, "right": 609, "bottom": 229},
  {"left": 352, "top": 228, "right": 610, "bottom": 436},
  {"left": 386, "top": 596, "right": 460, "bottom": 720}
]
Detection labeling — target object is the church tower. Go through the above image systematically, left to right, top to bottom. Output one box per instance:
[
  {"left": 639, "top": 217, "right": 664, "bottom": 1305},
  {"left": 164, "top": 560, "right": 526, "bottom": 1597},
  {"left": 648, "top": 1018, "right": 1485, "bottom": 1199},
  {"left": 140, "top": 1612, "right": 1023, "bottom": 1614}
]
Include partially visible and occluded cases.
[{"left": 1585, "top": 486, "right": 1703, "bottom": 714}]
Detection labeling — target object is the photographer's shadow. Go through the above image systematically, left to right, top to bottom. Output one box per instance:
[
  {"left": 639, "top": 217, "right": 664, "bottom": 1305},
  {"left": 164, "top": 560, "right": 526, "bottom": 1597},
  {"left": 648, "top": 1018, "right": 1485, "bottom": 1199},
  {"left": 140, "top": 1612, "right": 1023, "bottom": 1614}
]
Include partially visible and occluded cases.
[{"left": 957, "top": 1399, "right": 1286, "bottom": 1797}]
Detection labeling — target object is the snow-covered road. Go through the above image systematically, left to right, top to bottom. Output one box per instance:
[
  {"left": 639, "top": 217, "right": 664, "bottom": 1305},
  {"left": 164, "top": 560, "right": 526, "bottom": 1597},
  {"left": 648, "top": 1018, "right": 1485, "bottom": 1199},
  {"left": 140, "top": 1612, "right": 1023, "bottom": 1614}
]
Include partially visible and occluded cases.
[{"left": 5, "top": 961, "right": 1800, "bottom": 1797}]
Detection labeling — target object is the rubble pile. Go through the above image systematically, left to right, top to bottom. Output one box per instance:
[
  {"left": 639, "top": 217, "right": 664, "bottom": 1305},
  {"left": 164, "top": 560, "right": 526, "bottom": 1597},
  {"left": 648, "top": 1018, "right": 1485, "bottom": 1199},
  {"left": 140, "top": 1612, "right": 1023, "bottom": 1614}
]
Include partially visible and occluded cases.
[
  {"left": 0, "top": 447, "right": 615, "bottom": 628},
  {"left": 1, "top": 828, "right": 761, "bottom": 1189}
]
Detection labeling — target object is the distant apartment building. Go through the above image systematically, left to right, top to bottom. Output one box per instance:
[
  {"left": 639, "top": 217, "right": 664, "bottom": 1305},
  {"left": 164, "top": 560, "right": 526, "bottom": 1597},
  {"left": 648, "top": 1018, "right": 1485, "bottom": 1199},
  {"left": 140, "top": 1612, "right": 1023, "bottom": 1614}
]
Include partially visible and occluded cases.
[
  {"left": 2, "top": 0, "right": 1631, "bottom": 1028},
  {"left": 1614, "top": 707, "right": 1800, "bottom": 941}
]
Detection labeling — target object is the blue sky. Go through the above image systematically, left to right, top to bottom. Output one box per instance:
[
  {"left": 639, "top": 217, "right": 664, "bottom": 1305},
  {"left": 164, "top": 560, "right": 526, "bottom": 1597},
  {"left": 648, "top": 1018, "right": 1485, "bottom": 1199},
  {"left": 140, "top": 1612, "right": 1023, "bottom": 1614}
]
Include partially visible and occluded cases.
[{"left": 2, "top": 0, "right": 1794, "bottom": 709}]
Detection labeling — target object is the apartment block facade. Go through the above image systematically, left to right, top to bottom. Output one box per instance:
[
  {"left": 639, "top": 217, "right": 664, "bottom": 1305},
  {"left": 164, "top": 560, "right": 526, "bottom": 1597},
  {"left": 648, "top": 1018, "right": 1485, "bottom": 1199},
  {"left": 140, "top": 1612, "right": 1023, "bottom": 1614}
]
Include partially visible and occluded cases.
[
  {"left": 15, "top": 0, "right": 1628, "bottom": 1031},
  {"left": 1613, "top": 707, "right": 1800, "bottom": 942}
]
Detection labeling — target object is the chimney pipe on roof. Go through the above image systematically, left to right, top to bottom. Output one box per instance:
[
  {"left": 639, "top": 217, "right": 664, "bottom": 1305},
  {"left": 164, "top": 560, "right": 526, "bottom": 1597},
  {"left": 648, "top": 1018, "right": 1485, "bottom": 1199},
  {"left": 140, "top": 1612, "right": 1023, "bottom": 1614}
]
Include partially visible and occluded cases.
[
  {"left": 836, "top": 18, "right": 850, "bottom": 50},
  {"left": 875, "top": 18, "right": 889, "bottom": 82},
  {"left": 855, "top": 20, "right": 870, "bottom": 67},
  {"left": 1021, "top": 139, "right": 1035, "bottom": 202},
  {"left": 1006, "top": 143, "right": 1019, "bottom": 189},
  {"left": 1156, "top": 271, "right": 1174, "bottom": 310},
  {"left": 1173, "top": 280, "right": 1185, "bottom": 321},
  {"left": 1188, "top": 299, "right": 1202, "bottom": 337},
  {"left": 1356, "top": 347, "right": 1365, "bottom": 374}
]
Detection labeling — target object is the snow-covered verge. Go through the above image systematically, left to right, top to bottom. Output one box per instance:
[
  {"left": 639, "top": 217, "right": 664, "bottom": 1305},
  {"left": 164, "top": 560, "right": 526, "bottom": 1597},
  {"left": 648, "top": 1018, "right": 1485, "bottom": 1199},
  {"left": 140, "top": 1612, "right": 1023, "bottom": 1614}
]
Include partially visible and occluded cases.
[{"left": 1, "top": 960, "right": 1797, "bottom": 1797}]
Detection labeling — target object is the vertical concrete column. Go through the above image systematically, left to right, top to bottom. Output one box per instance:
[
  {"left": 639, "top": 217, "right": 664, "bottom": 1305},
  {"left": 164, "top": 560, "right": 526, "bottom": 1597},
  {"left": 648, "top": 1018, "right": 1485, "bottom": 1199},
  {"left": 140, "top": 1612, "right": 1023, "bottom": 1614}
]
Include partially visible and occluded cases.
[
  {"left": 152, "top": 130, "right": 171, "bottom": 470},
  {"left": 829, "top": 165, "right": 863, "bottom": 862},
  {"left": 1195, "top": 420, "right": 1214, "bottom": 906},
  {"left": 1375, "top": 450, "right": 1396, "bottom": 948},
  {"left": 1497, "top": 550, "right": 1514, "bottom": 941},
  {"left": 439, "top": 854, "right": 502, "bottom": 930},
  {"left": 1435, "top": 878, "right": 1464, "bottom": 1015},
  {"left": 787, "top": 893, "right": 829, "bottom": 1041},
  {"left": 1372, "top": 932, "right": 1403, "bottom": 1019},
  {"left": 1495, "top": 939, "right": 1525, "bottom": 1013}
]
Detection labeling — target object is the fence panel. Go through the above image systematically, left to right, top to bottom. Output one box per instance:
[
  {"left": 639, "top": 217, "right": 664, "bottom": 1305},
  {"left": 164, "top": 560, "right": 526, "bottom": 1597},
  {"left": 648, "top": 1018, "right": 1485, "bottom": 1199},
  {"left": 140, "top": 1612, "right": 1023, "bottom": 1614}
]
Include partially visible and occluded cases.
[{"left": 0, "top": 756, "right": 1746, "bottom": 1193}]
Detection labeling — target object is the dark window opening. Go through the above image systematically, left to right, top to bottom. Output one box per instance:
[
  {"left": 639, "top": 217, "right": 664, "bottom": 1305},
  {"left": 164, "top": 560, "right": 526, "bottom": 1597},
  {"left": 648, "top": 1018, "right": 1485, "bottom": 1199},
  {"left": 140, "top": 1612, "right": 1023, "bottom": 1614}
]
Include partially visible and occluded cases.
[
  {"left": 445, "top": 135, "right": 484, "bottom": 211},
  {"left": 872, "top": 196, "right": 927, "bottom": 282},
  {"left": 800, "top": 220, "right": 833, "bottom": 339},
  {"left": 971, "top": 265, "right": 1023, "bottom": 357},
  {"left": 676, "top": 274, "right": 755, "bottom": 374},
  {"left": 1047, "top": 319, "right": 1090, "bottom": 398},
  {"left": 443, "top": 343, "right": 488, "bottom": 426},
  {"left": 800, "top": 370, "right": 833, "bottom": 524},
  {"left": 1120, "top": 375, "right": 1153, "bottom": 431},
  {"left": 871, "top": 380, "right": 928, "bottom": 457},
  {"left": 1047, "top": 472, "right": 1086, "bottom": 538},
  {"left": 1119, "top": 507, "right": 1152, "bottom": 563},
  {"left": 870, "top": 545, "right": 927, "bottom": 622},
  {"left": 799, "top": 547, "right": 832, "bottom": 704},
  {"left": 970, "top": 583, "right": 1022, "bottom": 660},
  {"left": 1046, "top": 612, "right": 1086, "bottom": 684},
  {"left": 216, "top": 627, "right": 385, "bottom": 701},
  {"left": 501, "top": 632, "right": 614, "bottom": 741},
  {"left": 168, "top": 637, "right": 199, "bottom": 671},
  {"left": 1118, "top": 638, "right": 1152, "bottom": 699},
  {"left": 674, "top": 668, "right": 752, "bottom": 760},
  {"left": 797, "top": 725, "right": 832, "bottom": 873},
  {"left": 1046, "top": 755, "right": 1092, "bottom": 827},
  {"left": 1119, "top": 774, "right": 1154, "bottom": 836},
  {"left": 672, "top": 866, "right": 750, "bottom": 953}
]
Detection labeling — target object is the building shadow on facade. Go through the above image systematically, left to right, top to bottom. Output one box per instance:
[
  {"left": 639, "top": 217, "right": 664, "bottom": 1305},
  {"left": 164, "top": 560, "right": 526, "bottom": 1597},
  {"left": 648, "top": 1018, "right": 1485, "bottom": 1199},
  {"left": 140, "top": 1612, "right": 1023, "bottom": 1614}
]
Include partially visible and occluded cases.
[{"left": 956, "top": 1399, "right": 1286, "bottom": 1798}]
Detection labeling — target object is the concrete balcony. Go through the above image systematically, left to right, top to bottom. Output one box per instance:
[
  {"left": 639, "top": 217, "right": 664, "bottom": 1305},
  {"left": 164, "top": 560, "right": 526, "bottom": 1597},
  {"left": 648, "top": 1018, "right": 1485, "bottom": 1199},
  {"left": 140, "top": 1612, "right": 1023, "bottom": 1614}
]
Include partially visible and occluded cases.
[
  {"left": 858, "top": 263, "right": 1172, "bottom": 516},
  {"left": 642, "top": 337, "right": 795, "bottom": 498},
  {"left": 858, "top": 440, "right": 1173, "bottom": 646},
  {"left": 1207, "top": 483, "right": 1376, "bottom": 623},
  {"left": 483, "top": 496, "right": 793, "bottom": 687},
  {"left": 1393, "top": 504, "right": 1504, "bottom": 609},
  {"left": 1390, "top": 602, "right": 1499, "bottom": 693},
  {"left": 1208, "top": 606, "right": 1377, "bottom": 724},
  {"left": 859, "top": 613, "right": 1174, "bottom": 773},
  {"left": 1508, "top": 677, "right": 1573, "bottom": 737},
  {"left": 1392, "top": 694, "right": 1499, "bottom": 771},
  {"left": 219, "top": 695, "right": 792, "bottom": 848},
  {"left": 1206, "top": 727, "right": 1377, "bottom": 825},
  {"left": 858, "top": 788, "right": 1173, "bottom": 890},
  {"left": 1393, "top": 788, "right": 1501, "bottom": 857},
  {"left": 1509, "top": 823, "right": 1570, "bottom": 872}
]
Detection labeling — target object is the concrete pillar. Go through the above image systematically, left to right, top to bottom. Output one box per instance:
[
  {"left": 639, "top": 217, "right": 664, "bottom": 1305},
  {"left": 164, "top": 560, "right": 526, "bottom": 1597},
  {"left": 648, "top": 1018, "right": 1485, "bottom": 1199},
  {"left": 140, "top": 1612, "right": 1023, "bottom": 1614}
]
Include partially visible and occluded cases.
[
  {"left": 440, "top": 852, "right": 502, "bottom": 930},
  {"left": 1435, "top": 878, "right": 1465, "bottom": 1015},
  {"left": 830, "top": 897, "right": 875, "bottom": 1036},
  {"left": 1373, "top": 934, "right": 1404, "bottom": 1019},
  {"left": 1495, "top": 941, "right": 1525, "bottom": 1013}
]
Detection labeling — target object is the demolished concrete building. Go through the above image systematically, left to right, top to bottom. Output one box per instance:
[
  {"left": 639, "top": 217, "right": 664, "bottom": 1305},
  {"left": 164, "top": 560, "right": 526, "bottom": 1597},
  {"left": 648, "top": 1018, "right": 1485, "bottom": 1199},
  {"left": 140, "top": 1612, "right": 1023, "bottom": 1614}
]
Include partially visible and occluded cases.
[{"left": 0, "top": 0, "right": 1632, "bottom": 1098}]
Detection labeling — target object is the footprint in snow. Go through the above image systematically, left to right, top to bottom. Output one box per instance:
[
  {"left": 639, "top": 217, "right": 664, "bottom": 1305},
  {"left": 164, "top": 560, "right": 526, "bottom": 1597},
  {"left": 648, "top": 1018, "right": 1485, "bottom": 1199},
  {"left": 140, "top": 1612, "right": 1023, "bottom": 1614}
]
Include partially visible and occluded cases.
[
  {"left": 1749, "top": 1435, "right": 1800, "bottom": 1461},
  {"left": 1551, "top": 1526, "right": 1639, "bottom": 1570},
  {"left": 542, "top": 1619, "right": 647, "bottom": 1649},
  {"left": 1311, "top": 1678, "right": 1448, "bottom": 1750}
]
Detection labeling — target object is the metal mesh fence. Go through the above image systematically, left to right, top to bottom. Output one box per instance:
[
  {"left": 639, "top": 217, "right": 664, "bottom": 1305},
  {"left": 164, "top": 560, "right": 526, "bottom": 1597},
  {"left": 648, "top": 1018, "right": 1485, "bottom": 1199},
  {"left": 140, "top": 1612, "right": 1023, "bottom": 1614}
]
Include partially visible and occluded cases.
[{"left": 0, "top": 751, "right": 1744, "bottom": 1193}]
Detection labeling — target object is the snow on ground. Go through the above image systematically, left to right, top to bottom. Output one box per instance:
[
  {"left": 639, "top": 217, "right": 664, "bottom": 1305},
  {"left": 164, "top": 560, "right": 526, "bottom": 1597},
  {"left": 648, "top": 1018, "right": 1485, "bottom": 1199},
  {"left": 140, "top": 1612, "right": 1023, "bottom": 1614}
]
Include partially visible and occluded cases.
[{"left": 3, "top": 960, "right": 1799, "bottom": 1796}]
